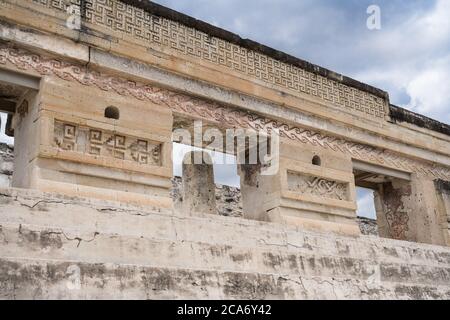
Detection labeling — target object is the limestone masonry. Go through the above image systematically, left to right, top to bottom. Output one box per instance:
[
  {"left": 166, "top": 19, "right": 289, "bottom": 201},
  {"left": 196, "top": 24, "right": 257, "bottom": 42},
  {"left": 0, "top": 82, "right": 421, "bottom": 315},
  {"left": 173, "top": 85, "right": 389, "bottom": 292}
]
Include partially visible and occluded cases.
[
  {"left": 0, "top": 0, "right": 450, "bottom": 299},
  {"left": 0, "top": 146, "right": 379, "bottom": 235}
]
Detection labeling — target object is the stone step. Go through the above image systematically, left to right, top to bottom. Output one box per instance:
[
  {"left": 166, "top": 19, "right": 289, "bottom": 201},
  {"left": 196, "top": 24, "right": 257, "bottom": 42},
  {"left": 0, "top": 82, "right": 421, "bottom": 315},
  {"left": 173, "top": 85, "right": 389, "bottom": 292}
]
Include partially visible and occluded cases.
[
  {"left": 1, "top": 188, "right": 450, "bottom": 269},
  {"left": 2, "top": 188, "right": 450, "bottom": 299},
  {"left": 1, "top": 223, "right": 450, "bottom": 287},
  {"left": 2, "top": 257, "right": 450, "bottom": 300}
]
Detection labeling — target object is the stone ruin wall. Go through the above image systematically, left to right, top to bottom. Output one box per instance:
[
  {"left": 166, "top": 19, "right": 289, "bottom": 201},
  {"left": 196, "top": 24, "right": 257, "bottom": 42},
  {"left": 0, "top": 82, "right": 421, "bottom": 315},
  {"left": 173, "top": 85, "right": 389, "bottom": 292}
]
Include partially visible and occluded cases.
[
  {"left": 0, "top": 0, "right": 449, "bottom": 299},
  {"left": 0, "top": 143, "right": 13, "bottom": 188},
  {"left": 0, "top": 144, "right": 378, "bottom": 235},
  {"left": 171, "top": 176, "right": 379, "bottom": 236},
  {"left": 1, "top": 186, "right": 450, "bottom": 299}
]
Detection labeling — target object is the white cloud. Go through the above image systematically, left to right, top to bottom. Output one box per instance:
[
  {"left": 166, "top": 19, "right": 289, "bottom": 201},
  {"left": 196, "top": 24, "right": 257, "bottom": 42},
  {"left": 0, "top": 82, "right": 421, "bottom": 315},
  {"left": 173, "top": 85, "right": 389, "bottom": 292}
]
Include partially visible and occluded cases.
[
  {"left": 354, "top": 0, "right": 450, "bottom": 121},
  {"left": 405, "top": 55, "right": 450, "bottom": 122},
  {"left": 0, "top": 113, "right": 13, "bottom": 145},
  {"left": 356, "top": 188, "right": 376, "bottom": 219}
]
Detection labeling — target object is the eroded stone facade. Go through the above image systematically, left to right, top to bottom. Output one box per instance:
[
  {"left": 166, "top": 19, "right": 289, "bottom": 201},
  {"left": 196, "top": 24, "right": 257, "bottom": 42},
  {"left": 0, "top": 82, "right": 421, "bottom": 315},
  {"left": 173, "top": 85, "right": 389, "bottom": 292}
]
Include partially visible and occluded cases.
[
  {"left": 0, "top": 0, "right": 449, "bottom": 299},
  {"left": 24, "top": 0, "right": 388, "bottom": 119},
  {"left": 54, "top": 120, "right": 162, "bottom": 165},
  {"left": 0, "top": 143, "right": 13, "bottom": 188},
  {"left": 0, "top": 147, "right": 378, "bottom": 235},
  {"left": 171, "top": 175, "right": 378, "bottom": 235},
  {"left": 0, "top": 188, "right": 448, "bottom": 299}
]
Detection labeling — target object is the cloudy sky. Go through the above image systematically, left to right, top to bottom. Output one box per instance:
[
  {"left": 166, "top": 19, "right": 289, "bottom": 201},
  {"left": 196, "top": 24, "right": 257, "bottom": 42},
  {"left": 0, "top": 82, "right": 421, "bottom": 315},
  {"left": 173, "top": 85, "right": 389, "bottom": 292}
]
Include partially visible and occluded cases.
[
  {"left": 154, "top": 0, "right": 449, "bottom": 218},
  {"left": 154, "top": 0, "right": 450, "bottom": 123}
]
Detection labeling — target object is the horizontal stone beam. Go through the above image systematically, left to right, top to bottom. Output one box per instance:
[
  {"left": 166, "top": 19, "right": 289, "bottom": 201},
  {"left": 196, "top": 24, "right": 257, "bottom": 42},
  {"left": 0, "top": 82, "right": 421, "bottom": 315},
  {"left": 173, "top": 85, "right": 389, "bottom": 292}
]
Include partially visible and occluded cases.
[
  {"left": 0, "top": 68, "right": 40, "bottom": 90},
  {"left": 0, "top": 98, "right": 15, "bottom": 113},
  {"left": 353, "top": 160, "right": 411, "bottom": 181}
]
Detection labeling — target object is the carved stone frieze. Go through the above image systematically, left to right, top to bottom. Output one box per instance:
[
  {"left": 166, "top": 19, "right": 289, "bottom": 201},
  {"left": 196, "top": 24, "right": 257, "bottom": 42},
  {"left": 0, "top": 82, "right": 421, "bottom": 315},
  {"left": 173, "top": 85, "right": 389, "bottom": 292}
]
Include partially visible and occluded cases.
[
  {"left": 26, "top": 0, "right": 386, "bottom": 119},
  {"left": 1, "top": 45, "right": 449, "bottom": 180},
  {"left": 53, "top": 120, "right": 161, "bottom": 165},
  {"left": 287, "top": 171, "right": 349, "bottom": 201}
]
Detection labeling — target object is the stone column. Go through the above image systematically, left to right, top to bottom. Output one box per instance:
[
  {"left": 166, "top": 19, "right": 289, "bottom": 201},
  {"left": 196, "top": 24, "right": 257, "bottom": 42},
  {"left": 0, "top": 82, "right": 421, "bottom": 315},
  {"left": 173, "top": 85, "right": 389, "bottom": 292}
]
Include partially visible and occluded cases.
[
  {"left": 239, "top": 138, "right": 360, "bottom": 236},
  {"left": 182, "top": 151, "right": 216, "bottom": 215},
  {"left": 238, "top": 163, "right": 278, "bottom": 221},
  {"left": 377, "top": 175, "right": 448, "bottom": 245},
  {"left": 408, "top": 175, "right": 446, "bottom": 245},
  {"left": 376, "top": 179, "right": 412, "bottom": 241},
  {"left": 435, "top": 180, "right": 450, "bottom": 246},
  {"left": 373, "top": 188, "right": 390, "bottom": 238}
]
